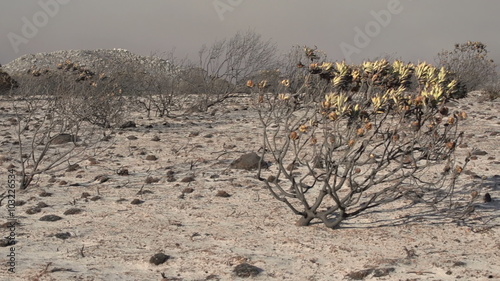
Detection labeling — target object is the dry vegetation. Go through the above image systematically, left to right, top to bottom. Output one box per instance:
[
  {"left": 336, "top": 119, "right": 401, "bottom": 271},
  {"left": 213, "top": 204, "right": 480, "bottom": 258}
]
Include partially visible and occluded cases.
[{"left": 0, "top": 37, "right": 498, "bottom": 280}]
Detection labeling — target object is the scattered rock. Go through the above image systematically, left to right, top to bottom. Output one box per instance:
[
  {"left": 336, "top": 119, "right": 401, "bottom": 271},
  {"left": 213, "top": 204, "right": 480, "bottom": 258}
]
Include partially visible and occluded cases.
[
  {"left": 120, "top": 121, "right": 136, "bottom": 128},
  {"left": 51, "top": 133, "right": 79, "bottom": 144},
  {"left": 127, "top": 135, "right": 138, "bottom": 140},
  {"left": 151, "top": 135, "right": 161, "bottom": 141},
  {"left": 471, "top": 149, "right": 488, "bottom": 156},
  {"left": 230, "top": 152, "right": 267, "bottom": 170},
  {"left": 146, "top": 155, "right": 158, "bottom": 161},
  {"left": 66, "top": 164, "right": 81, "bottom": 172},
  {"left": 117, "top": 168, "right": 129, "bottom": 176},
  {"left": 94, "top": 175, "right": 110, "bottom": 183},
  {"left": 267, "top": 175, "right": 277, "bottom": 183},
  {"left": 145, "top": 176, "right": 161, "bottom": 184},
  {"left": 181, "top": 176, "right": 195, "bottom": 183},
  {"left": 182, "top": 187, "right": 194, "bottom": 194},
  {"left": 136, "top": 189, "right": 154, "bottom": 195},
  {"left": 216, "top": 190, "right": 231, "bottom": 198},
  {"left": 39, "top": 191, "right": 53, "bottom": 197},
  {"left": 81, "top": 192, "right": 91, "bottom": 199},
  {"left": 484, "top": 193, "right": 492, "bottom": 203},
  {"left": 90, "top": 196, "right": 101, "bottom": 201},
  {"left": 131, "top": 199, "right": 144, "bottom": 205},
  {"left": 14, "top": 200, "right": 26, "bottom": 206},
  {"left": 37, "top": 202, "right": 49, "bottom": 208},
  {"left": 26, "top": 207, "right": 42, "bottom": 214},
  {"left": 63, "top": 208, "right": 84, "bottom": 215},
  {"left": 39, "top": 215, "right": 63, "bottom": 222},
  {"left": 54, "top": 232, "right": 72, "bottom": 240},
  {"left": 0, "top": 238, "right": 13, "bottom": 247},
  {"left": 150, "top": 253, "right": 170, "bottom": 265},
  {"left": 233, "top": 263, "right": 262, "bottom": 278}
]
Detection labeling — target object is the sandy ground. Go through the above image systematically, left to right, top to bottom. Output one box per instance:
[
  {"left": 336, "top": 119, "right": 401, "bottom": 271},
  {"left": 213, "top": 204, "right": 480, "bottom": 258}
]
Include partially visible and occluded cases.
[{"left": 0, "top": 93, "right": 499, "bottom": 281}]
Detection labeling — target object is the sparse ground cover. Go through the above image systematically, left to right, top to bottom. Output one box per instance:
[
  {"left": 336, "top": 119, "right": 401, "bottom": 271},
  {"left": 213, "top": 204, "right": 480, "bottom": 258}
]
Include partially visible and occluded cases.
[{"left": 0, "top": 90, "right": 498, "bottom": 280}]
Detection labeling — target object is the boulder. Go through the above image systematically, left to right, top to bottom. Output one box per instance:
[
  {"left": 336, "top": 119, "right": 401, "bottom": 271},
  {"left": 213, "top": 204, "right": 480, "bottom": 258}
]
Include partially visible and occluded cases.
[{"left": 230, "top": 152, "right": 267, "bottom": 170}]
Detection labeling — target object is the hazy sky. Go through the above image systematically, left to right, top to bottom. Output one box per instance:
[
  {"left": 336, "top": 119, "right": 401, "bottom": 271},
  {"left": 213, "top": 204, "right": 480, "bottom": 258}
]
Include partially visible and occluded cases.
[{"left": 1, "top": 0, "right": 499, "bottom": 67}]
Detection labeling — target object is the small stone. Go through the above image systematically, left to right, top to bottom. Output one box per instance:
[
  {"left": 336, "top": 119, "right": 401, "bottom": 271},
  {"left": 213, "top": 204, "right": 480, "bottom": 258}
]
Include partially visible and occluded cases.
[
  {"left": 120, "top": 121, "right": 136, "bottom": 128},
  {"left": 51, "top": 134, "right": 78, "bottom": 144},
  {"left": 127, "top": 135, "right": 138, "bottom": 140},
  {"left": 151, "top": 136, "right": 161, "bottom": 141},
  {"left": 471, "top": 149, "right": 488, "bottom": 156},
  {"left": 230, "top": 152, "right": 267, "bottom": 171},
  {"left": 146, "top": 155, "right": 158, "bottom": 161},
  {"left": 66, "top": 164, "right": 80, "bottom": 172},
  {"left": 117, "top": 168, "right": 129, "bottom": 176},
  {"left": 94, "top": 175, "right": 110, "bottom": 183},
  {"left": 267, "top": 175, "right": 277, "bottom": 183},
  {"left": 145, "top": 176, "right": 160, "bottom": 184},
  {"left": 181, "top": 176, "right": 195, "bottom": 183},
  {"left": 182, "top": 187, "right": 194, "bottom": 194},
  {"left": 216, "top": 190, "right": 231, "bottom": 198},
  {"left": 39, "top": 191, "right": 53, "bottom": 197},
  {"left": 81, "top": 192, "right": 91, "bottom": 198},
  {"left": 484, "top": 193, "right": 492, "bottom": 203},
  {"left": 90, "top": 196, "right": 101, "bottom": 201},
  {"left": 131, "top": 199, "right": 144, "bottom": 205},
  {"left": 37, "top": 202, "right": 48, "bottom": 208},
  {"left": 26, "top": 207, "right": 42, "bottom": 214},
  {"left": 63, "top": 208, "right": 83, "bottom": 215},
  {"left": 39, "top": 215, "right": 63, "bottom": 222},
  {"left": 54, "top": 232, "right": 72, "bottom": 240},
  {"left": 0, "top": 238, "right": 13, "bottom": 247},
  {"left": 150, "top": 253, "right": 170, "bottom": 265},
  {"left": 233, "top": 263, "right": 262, "bottom": 278}
]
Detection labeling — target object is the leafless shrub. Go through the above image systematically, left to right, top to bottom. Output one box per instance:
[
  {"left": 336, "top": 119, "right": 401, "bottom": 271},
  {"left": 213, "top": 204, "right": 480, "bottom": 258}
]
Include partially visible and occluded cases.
[
  {"left": 184, "top": 30, "right": 278, "bottom": 112},
  {"left": 436, "top": 41, "right": 497, "bottom": 95},
  {"left": 254, "top": 48, "right": 469, "bottom": 229},
  {"left": 132, "top": 51, "right": 187, "bottom": 117},
  {"left": 0, "top": 65, "right": 18, "bottom": 94},
  {"left": 8, "top": 67, "right": 113, "bottom": 189}
]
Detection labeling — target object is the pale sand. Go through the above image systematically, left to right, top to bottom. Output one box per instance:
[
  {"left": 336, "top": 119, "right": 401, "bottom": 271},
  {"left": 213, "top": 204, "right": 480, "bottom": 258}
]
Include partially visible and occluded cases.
[{"left": 0, "top": 93, "right": 498, "bottom": 281}]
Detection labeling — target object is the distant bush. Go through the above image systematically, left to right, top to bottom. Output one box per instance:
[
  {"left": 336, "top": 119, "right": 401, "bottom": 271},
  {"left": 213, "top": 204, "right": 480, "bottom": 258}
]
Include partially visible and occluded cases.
[
  {"left": 185, "top": 30, "right": 278, "bottom": 112},
  {"left": 436, "top": 41, "right": 497, "bottom": 95},
  {"left": 254, "top": 47, "right": 469, "bottom": 229},
  {"left": 0, "top": 65, "right": 18, "bottom": 93},
  {"left": 482, "top": 78, "right": 500, "bottom": 101}
]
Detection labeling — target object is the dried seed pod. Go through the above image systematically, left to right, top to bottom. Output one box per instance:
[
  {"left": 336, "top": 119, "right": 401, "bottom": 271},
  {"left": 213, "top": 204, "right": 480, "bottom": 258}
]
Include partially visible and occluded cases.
[
  {"left": 246, "top": 80, "right": 255, "bottom": 87},
  {"left": 258, "top": 95, "right": 264, "bottom": 103},
  {"left": 329, "top": 112, "right": 338, "bottom": 120},
  {"left": 448, "top": 116, "right": 456, "bottom": 125},
  {"left": 365, "top": 122, "right": 373, "bottom": 130},
  {"left": 299, "top": 125, "right": 309, "bottom": 133},
  {"left": 357, "top": 128, "right": 365, "bottom": 136},
  {"left": 290, "top": 131, "right": 299, "bottom": 140},
  {"left": 348, "top": 139, "right": 356, "bottom": 147},
  {"left": 446, "top": 142, "right": 456, "bottom": 150},
  {"left": 354, "top": 168, "right": 361, "bottom": 174}
]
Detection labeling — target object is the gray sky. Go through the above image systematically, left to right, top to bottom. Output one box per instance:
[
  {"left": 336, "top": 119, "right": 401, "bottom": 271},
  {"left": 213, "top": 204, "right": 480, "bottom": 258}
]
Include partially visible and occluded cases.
[{"left": 1, "top": 0, "right": 499, "bottom": 67}]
